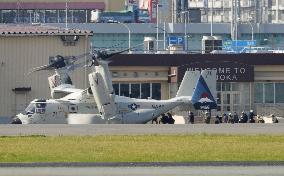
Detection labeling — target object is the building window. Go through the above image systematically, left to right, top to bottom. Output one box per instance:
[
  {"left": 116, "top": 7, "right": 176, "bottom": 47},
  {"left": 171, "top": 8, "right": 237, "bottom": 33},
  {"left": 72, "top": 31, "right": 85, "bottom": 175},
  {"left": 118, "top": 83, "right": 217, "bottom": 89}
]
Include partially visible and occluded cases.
[
  {"left": 2, "top": 10, "right": 16, "bottom": 23},
  {"left": 45, "top": 10, "right": 57, "bottom": 23},
  {"left": 73, "top": 10, "right": 86, "bottom": 23},
  {"left": 216, "top": 82, "right": 221, "bottom": 91},
  {"left": 217, "top": 82, "right": 251, "bottom": 114},
  {"left": 222, "top": 82, "right": 231, "bottom": 91},
  {"left": 254, "top": 82, "right": 284, "bottom": 104},
  {"left": 113, "top": 83, "right": 161, "bottom": 100},
  {"left": 141, "top": 83, "right": 150, "bottom": 99},
  {"left": 152, "top": 83, "right": 161, "bottom": 100},
  {"left": 231, "top": 83, "right": 240, "bottom": 91},
  {"left": 254, "top": 83, "right": 263, "bottom": 103},
  {"left": 264, "top": 83, "right": 274, "bottom": 103},
  {"left": 275, "top": 83, "right": 284, "bottom": 103},
  {"left": 113, "top": 84, "right": 119, "bottom": 95},
  {"left": 120, "top": 84, "right": 129, "bottom": 97},
  {"left": 130, "top": 84, "right": 140, "bottom": 98}
]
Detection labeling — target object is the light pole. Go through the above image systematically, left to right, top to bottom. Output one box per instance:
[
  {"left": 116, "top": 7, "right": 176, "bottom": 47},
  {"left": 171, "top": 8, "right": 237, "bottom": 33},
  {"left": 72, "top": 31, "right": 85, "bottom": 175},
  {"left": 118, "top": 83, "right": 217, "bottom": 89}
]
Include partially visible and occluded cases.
[
  {"left": 211, "top": 0, "right": 213, "bottom": 36},
  {"left": 156, "top": 4, "right": 160, "bottom": 52},
  {"left": 181, "top": 11, "right": 189, "bottom": 51},
  {"left": 235, "top": 17, "right": 240, "bottom": 52},
  {"left": 248, "top": 17, "right": 254, "bottom": 41},
  {"left": 118, "top": 22, "right": 131, "bottom": 52},
  {"left": 248, "top": 22, "right": 253, "bottom": 41},
  {"left": 151, "top": 25, "right": 168, "bottom": 50}
]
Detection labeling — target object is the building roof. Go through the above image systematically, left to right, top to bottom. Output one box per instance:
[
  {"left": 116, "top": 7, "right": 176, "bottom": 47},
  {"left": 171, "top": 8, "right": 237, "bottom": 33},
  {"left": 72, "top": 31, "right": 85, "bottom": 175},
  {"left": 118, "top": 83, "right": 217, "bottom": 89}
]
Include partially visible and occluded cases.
[
  {"left": 0, "top": 2, "right": 105, "bottom": 10},
  {"left": 0, "top": 24, "right": 93, "bottom": 36},
  {"left": 110, "top": 53, "right": 284, "bottom": 66}
]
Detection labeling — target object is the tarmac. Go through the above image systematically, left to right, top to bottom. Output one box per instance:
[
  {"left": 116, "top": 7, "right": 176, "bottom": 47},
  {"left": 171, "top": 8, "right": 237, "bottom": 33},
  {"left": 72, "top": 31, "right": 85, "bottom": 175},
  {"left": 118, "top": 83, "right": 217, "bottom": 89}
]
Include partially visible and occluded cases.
[{"left": 0, "top": 123, "right": 284, "bottom": 136}]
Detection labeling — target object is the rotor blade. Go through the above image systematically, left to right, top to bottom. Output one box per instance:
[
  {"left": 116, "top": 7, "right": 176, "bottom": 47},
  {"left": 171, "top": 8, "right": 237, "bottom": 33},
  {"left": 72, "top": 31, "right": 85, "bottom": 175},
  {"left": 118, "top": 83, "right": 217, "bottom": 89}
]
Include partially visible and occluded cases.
[
  {"left": 92, "top": 42, "right": 144, "bottom": 61},
  {"left": 108, "top": 42, "right": 144, "bottom": 57},
  {"left": 102, "top": 48, "right": 129, "bottom": 59},
  {"left": 64, "top": 53, "right": 90, "bottom": 62},
  {"left": 66, "top": 61, "right": 88, "bottom": 72},
  {"left": 27, "top": 64, "right": 53, "bottom": 74}
]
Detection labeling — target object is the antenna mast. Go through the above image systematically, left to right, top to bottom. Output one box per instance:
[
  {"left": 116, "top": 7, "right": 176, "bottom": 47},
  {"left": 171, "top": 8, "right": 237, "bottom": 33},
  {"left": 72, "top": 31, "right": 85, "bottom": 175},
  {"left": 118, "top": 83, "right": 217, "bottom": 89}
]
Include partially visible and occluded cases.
[
  {"left": 17, "top": 0, "right": 20, "bottom": 23},
  {"left": 65, "top": 0, "right": 68, "bottom": 29}
]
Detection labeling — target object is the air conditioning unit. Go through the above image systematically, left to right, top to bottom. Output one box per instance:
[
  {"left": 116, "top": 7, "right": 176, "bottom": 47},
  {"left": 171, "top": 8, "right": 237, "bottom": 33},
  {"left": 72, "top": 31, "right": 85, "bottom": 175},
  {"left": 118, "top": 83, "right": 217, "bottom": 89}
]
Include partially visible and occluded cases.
[{"left": 60, "top": 35, "right": 79, "bottom": 46}]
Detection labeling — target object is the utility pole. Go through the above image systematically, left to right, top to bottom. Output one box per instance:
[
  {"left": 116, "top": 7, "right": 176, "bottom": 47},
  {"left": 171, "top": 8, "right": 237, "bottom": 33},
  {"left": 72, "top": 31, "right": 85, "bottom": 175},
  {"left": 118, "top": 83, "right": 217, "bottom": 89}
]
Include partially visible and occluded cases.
[
  {"left": 65, "top": 0, "right": 68, "bottom": 29},
  {"left": 210, "top": 0, "right": 213, "bottom": 36},
  {"left": 156, "top": 3, "right": 159, "bottom": 52}
]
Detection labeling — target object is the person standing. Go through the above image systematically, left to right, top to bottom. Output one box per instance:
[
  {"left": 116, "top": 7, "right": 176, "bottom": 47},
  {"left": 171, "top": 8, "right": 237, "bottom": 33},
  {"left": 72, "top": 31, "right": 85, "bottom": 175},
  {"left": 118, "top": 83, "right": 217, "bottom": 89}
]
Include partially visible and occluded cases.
[
  {"left": 249, "top": 110, "right": 256, "bottom": 123},
  {"left": 188, "top": 111, "right": 194, "bottom": 124},
  {"left": 204, "top": 111, "right": 211, "bottom": 124},
  {"left": 239, "top": 111, "right": 248, "bottom": 123},
  {"left": 167, "top": 112, "right": 175, "bottom": 124},
  {"left": 233, "top": 112, "right": 239, "bottom": 123},
  {"left": 159, "top": 113, "right": 169, "bottom": 124},
  {"left": 223, "top": 113, "right": 228, "bottom": 123},
  {"left": 228, "top": 113, "right": 234, "bottom": 124},
  {"left": 215, "top": 114, "right": 220, "bottom": 124},
  {"left": 271, "top": 114, "right": 279, "bottom": 123},
  {"left": 152, "top": 117, "right": 158, "bottom": 124}
]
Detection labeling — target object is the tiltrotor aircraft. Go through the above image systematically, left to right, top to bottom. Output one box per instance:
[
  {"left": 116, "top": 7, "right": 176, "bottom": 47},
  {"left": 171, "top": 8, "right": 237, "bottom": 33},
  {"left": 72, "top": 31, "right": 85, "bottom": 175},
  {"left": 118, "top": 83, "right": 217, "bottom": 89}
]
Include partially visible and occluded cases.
[
  {"left": 12, "top": 50, "right": 217, "bottom": 124},
  {"left": 11, "top": 53, "right": 89, "bottom": 124},
  {"left": 68, "top": 59, "right": 217, "bottom": 124}
]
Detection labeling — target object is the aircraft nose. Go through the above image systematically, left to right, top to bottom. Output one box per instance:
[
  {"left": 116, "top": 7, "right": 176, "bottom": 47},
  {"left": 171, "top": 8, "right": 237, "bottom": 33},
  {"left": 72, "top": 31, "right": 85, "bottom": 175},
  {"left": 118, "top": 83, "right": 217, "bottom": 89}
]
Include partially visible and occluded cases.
[{"left": 11, "top": 118, "right": 22, "bottom": 124}]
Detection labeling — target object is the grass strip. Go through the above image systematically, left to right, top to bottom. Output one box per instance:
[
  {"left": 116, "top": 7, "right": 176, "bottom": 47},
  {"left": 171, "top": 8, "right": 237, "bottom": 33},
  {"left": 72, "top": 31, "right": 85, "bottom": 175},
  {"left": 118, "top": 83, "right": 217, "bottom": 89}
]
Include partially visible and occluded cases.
[{"left": 0, "top": 134, "right": 283, "bottom": 162}]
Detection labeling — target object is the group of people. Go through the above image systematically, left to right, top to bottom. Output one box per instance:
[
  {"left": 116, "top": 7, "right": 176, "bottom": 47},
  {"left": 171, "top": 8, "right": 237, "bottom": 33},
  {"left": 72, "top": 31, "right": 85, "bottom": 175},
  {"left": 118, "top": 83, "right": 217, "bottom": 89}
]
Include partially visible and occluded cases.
[
  {"left": 152, "top": 110, "right": 279, "bottom": 124},
  {"left": 187, "top": 110, "right": 271, "bottom": 124},
  {"left": 215, "top": 110, "right": 257, "bottom": 124},
  {"left": 216, "top": 110, "right": 280, "bottom": 124},
  {"left": 188, "top": 111, "right": 211, "bottom": 124},
  {"left": 152, "top": 112, "right": 175, "bottom": 124}
]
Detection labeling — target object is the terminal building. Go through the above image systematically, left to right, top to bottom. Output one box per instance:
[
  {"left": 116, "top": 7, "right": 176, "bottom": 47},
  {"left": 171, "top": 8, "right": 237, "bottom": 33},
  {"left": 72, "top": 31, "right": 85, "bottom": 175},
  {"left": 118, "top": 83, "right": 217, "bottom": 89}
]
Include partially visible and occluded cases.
[{"left": 109, "top": 53, "right": 284, "bottom": 118}]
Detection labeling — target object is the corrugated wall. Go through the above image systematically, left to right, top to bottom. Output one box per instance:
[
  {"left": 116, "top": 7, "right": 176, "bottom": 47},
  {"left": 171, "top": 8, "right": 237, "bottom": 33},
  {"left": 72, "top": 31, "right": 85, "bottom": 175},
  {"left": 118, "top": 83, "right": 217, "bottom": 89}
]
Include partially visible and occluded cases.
[{"left": 0, "top": 35, "right": 91, "bottom": 116}]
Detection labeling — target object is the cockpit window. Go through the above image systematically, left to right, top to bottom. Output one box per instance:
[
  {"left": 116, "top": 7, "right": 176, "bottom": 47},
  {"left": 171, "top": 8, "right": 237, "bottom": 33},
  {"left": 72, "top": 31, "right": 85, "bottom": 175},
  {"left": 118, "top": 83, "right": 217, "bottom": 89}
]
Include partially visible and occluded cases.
[
  {"left": 24, "top": 103, "right": 36, "bottom": 114},
  {"left": 35, "top": 103, "right": 46, "bottom": 114},
  {"left": 36, "top": 103, "right": 46, "bottom": 108}
]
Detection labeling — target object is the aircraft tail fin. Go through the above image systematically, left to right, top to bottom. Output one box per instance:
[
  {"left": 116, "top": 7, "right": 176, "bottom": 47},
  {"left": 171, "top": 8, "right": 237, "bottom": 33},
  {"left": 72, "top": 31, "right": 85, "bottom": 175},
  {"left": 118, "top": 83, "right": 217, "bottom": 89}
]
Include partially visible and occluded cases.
[
  {"left": 176, "top": 70, "right": 200, "bottom": 97},
  {"left": 191, "top": 74, "right": 217, "bottom": 110}
]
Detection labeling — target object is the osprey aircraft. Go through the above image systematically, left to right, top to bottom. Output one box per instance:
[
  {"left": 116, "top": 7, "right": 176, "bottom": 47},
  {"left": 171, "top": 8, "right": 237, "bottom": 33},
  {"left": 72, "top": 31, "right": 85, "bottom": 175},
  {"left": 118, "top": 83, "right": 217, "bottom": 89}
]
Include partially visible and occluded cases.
[
  {"left": 11, "top": 49, "right": 133, "bottom": 124},
  {"left": 12, "top": 51, "right": 217, "bottom": 124},
  {"left": 11, "top": 53, "right": 88, "bottom": 124},
  {"left": 68, "top": 58, "right": 218, "bottom": 124}
]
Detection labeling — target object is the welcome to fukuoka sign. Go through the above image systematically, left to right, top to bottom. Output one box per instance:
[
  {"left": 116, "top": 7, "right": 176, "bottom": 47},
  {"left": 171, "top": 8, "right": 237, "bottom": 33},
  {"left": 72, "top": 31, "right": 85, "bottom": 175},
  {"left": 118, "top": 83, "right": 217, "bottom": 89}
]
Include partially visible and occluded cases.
[{"left": 179, "top": 62, "right": 254, "bottom": 82}]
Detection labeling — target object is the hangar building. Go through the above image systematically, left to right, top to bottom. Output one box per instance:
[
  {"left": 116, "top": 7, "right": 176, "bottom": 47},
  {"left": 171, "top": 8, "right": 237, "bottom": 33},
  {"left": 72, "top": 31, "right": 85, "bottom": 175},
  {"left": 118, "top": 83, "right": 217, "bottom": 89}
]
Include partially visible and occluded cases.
[{"left": 0, "top": 24, "right": 92, "bottom": 117}]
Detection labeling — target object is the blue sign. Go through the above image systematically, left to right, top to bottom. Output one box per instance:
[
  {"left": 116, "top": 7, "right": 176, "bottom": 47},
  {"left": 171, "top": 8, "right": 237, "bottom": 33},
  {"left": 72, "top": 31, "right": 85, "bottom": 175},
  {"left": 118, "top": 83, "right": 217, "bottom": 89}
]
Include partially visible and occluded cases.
[
  {"left": 168, "top": 36, "right": 184, "bottom": 46},
  {"left": 223, "top": 40, "right": 256, "bottom": 53}
]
